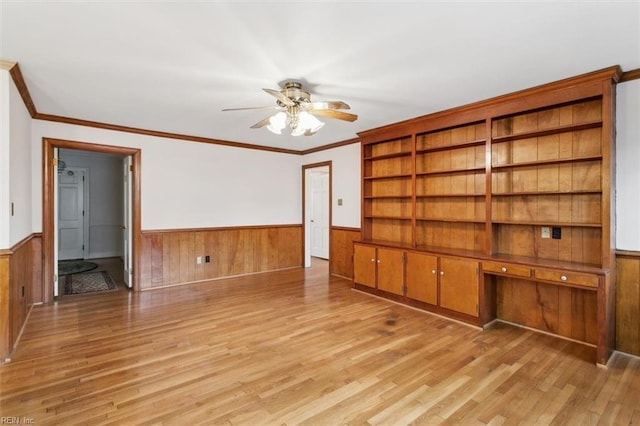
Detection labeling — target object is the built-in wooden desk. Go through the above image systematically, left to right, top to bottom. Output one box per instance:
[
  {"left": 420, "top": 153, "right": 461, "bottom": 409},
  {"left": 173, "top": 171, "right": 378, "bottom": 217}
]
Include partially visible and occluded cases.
[{"left": 353, "top": 240, "right": 615, "bottom": 365}]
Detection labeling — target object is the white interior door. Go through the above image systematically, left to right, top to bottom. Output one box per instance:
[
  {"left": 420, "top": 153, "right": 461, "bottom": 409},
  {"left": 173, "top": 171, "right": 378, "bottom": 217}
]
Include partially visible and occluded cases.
[
  {"left": 122, "top": 156, "right": 133, "bottom": 288},
  {"left": 58, "top": 168, "right": 85, "bottom": 261},
  {"left": 310, "top": 171, "right": 329, "bottom": 259}
]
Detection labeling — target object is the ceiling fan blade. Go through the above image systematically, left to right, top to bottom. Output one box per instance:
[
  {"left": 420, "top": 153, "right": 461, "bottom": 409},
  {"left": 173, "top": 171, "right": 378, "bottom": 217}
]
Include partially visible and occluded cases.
[
  {"left": 263, "top": 88, "right": 296, "bottom": 107},
  {"left": 309, "top": 101, "right": 351, "bottom": 110},
  {"left": 222, "top": 106, "right": 280, "bottom": 112},
  {"left": 309, "top": 109, "right": 358, "bottom": 122},
  {"left": 250, "top": 116, "right": 272, "bottom": 129}
]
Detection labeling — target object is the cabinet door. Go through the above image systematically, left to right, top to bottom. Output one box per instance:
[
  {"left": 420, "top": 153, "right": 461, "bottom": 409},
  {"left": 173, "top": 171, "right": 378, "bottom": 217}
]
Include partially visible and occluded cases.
[
  {"left": 353, "top": 244, "right": 376, "bottom": 288},
  {"left": 376, "top": 248, "right": 404, "bottom": 295},
  {"left": 405, "top": 252, "right": 438, "bottom": 305},
  {"left": 439, "top": 257, "right": 479, "bottom": 317}
]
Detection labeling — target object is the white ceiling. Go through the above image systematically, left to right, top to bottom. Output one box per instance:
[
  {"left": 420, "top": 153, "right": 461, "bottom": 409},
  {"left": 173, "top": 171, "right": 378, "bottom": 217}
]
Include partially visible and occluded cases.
[{"left": 1, "top": 1, "right": 639, "bottom": 151}]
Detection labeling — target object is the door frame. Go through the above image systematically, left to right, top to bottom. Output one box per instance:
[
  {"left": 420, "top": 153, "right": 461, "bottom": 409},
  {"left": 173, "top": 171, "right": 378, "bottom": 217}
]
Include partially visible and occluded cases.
[
  {"left": 43, "top": 138, "right": 141, "bottom": 302},
  {"left": 302, "top": 161, "right": 332, "bottom": 269}
]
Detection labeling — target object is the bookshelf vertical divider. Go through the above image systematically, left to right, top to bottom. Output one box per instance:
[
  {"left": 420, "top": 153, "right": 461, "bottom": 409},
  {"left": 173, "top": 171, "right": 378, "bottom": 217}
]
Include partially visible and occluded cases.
[
  {"left": 484, "top": 118, "right": 493, "bottom": 256},
  {"left": 411, "top": 133, "right": 417, "bottom": 248}
]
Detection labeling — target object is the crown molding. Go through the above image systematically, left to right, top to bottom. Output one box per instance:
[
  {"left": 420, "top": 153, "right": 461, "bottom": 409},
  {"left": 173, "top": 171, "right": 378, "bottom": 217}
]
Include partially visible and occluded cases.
[
  {"left": 0, "top": 60, "right": 17, "bottom": 71},
  {"left": 5, "top": 60, "right": 360, "bottom": 155},
  {"left": 7, "top": 61, "right": 640, "bottom": 155},
  {"left": 10, "top": 61, "right": 639, "bottom": 156},
  {"left": 6, "top": 62, "right": 38, "bottom": 117},
  {"left": 620, "top": 68, "right": 640, "bottom": 83},
  {"left": 34, "top": 112, "right": 361, "bottom": 155},
  {"left": 34, "top": 113, "right": 304, "bottom": 155},
  {"left": 301, "top": 137, "right": 360, "bottom": 155}
]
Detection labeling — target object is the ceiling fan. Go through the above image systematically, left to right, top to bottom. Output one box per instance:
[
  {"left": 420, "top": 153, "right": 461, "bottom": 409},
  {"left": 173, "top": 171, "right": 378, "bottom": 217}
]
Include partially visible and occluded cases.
[{"left": 222, "top": 82, "right": 358, "bottom": 136}]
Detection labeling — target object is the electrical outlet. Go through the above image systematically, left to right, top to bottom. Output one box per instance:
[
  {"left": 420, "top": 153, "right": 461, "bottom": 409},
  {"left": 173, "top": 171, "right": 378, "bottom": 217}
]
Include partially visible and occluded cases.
[
  {"left": 337, "top": 198, "right": 343, "bottom": 206},
  {"left": 541, "top": 227, "right": 551, "bottom": 239},
  {"left": 552, "top": 227, "right": 562, "bottom": 239},
  {"left": 205, "top": 255, "right": 210, "bottom": 263},
  {"left": 196, "top": 256, "right": 202, "bottom": 264}
]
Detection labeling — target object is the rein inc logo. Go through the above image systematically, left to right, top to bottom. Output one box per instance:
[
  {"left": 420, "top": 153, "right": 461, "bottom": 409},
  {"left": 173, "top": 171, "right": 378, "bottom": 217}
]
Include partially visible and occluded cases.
[{"left": 0, "top": 418, "right": 35, "bottom": 424}]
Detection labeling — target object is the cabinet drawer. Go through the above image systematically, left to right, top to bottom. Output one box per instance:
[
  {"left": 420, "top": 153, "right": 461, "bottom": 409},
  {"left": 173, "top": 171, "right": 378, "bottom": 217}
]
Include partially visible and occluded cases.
[
  {"left": 483, "top": 261, "right": 531, "bottom": 278},
  {"left": 533, "top": 268, "right": 599, "bottom": 288}
]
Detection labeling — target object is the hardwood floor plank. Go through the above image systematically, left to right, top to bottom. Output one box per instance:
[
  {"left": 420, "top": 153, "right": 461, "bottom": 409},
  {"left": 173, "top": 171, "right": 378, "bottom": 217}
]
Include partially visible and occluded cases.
[{"left": 1, "top": 259, "right": 639, "bottom": 424}]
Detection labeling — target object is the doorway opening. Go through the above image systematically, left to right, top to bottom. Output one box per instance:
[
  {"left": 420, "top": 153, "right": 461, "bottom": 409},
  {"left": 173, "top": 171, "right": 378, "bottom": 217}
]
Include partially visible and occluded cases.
[
  {"left": 43, "top": 138, "right": 141, "bottom": 303},
  {"left": 303, "top": 162, "right": 331, "bottom": 269}
]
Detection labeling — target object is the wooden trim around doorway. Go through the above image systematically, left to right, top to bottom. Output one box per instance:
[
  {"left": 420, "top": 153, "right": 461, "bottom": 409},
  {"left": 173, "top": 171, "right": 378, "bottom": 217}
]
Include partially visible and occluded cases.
[
  {"left": 42, "top": 138, "right": 142, "bottom": 302},
  {"left": 302, "top": 162, "right": 332, "bottom": 270}
]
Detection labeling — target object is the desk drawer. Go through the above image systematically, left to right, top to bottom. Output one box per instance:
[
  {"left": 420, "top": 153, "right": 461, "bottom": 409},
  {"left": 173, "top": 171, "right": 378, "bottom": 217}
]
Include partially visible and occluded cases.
[
  {"left": 483, "top": 261, "right": 531, "bottom": 278},
  {"left": 533, "top": 268, "right": 599, "bottom": 288}
]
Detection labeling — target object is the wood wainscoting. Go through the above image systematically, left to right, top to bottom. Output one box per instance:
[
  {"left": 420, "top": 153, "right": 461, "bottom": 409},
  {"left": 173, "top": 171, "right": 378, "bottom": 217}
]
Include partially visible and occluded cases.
[
  {"left": 139, "top": 225, "right": 302, "bottom": 290},
  {"left": 330, "top": 226, "right": 361, "bottom": 279},
  {"left": 0, "top": 233, "right": 42, "bottom": 361},
  {"left": 617, "top": 250, "right": 640, "bottom": 356}
]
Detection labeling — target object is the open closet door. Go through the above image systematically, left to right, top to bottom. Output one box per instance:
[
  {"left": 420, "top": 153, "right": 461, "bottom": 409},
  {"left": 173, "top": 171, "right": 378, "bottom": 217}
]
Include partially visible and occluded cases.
[
  {"left": 53, "top": 148, "right": 60, "bottom": 297},
  {"left": 122, "top": 156, "right": 133, "bottom": 288}
]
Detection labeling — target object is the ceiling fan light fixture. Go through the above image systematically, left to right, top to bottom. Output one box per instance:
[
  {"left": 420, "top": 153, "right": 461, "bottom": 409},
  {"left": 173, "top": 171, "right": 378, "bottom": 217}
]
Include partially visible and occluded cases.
[
  {"left": 224, "top": 81, "right": 357, "bottom": 137},
  {"left": 266, "top": 111, "right": 287, "bottom": 134},
  {"left": 292, "top": 111, "right": 324, "bottom": 136}
]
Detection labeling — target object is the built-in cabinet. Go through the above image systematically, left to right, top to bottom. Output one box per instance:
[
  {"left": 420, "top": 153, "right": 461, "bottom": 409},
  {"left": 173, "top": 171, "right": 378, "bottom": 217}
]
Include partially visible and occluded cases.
[
  {"left": 354, "top": 66, "right": 621, "bottom": 365},
  {"left": 354, "top": 242, "right": 481, "bottom": 320},
  {"left": 353, "top": 245, "right": 405, "bottom": 292},
  {"left": 405, "top": 252, "right": 437, "bottom": 305},
  {"left": 438, "top": 257, "right": 480, "bottom": 317}
]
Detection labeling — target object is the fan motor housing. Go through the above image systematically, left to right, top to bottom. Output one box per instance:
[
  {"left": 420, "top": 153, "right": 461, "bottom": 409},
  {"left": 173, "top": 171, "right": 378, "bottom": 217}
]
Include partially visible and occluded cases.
[{"left": 280, "top": 81, "right": 310, "bottom": 105}]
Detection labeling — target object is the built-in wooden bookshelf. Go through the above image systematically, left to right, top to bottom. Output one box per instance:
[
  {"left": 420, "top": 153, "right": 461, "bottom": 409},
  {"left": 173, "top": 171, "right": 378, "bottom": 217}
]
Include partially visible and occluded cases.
[
  {"left": 354, "top": 66, "right": 621, "bottom": 365},
  {"left": 489, "top": 98, "right": 605, "bottom": 266},
  {"left": 415, "top": 121, "right": 487, "bottom": 252},
  {"left": 362, "top": 136, "right": 413, "bottom": 244}
]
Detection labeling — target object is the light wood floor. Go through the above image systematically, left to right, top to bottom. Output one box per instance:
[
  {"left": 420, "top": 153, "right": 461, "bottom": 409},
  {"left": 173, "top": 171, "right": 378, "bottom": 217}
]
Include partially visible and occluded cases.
[{"left": 1, "top": 259, "right": 639, "bottom": 425}]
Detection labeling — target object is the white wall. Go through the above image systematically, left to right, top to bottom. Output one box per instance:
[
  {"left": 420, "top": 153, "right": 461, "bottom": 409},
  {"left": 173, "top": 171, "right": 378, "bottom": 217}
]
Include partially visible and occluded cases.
[
  {"left": 1, "top": 69, "right": 33, "bottom": 248},
  {"left": 0, "top": 71, "right": 9, "bottom": 249},
  {"left": 9, "top": 73, "right": 32, "bottom": 246},
  {"left": 616, "top": 79, "right": 640, "bottom": 251},
  {"left": 31, "top": 120, "right": 302, "bottom": 231},
  {"left": 302, "top": 143, "right": 361, "bottom": 229},
  {"left": 60, "top": 149, "right": 123, "bottom": 258}
]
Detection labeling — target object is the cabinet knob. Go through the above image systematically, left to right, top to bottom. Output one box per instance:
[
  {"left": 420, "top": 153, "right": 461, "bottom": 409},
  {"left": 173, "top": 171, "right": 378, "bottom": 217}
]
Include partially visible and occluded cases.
[
  {"left": 371, "top": 258, "right": 375, "bottom": 262},
  {"left": 377, "top": 259, "right": 381, "bottom": 264},
  {"left": 501, "top": 267, "right": 508, "bottom": 273},
  {"left": 431, "top": 269, "right": 436, "bottom": 274},
  {"left": 440, "top": 271, "right": 445, "bottom": 276},
  {"left": 561, "top": 275, "right": 568, "bottom": 281}
]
